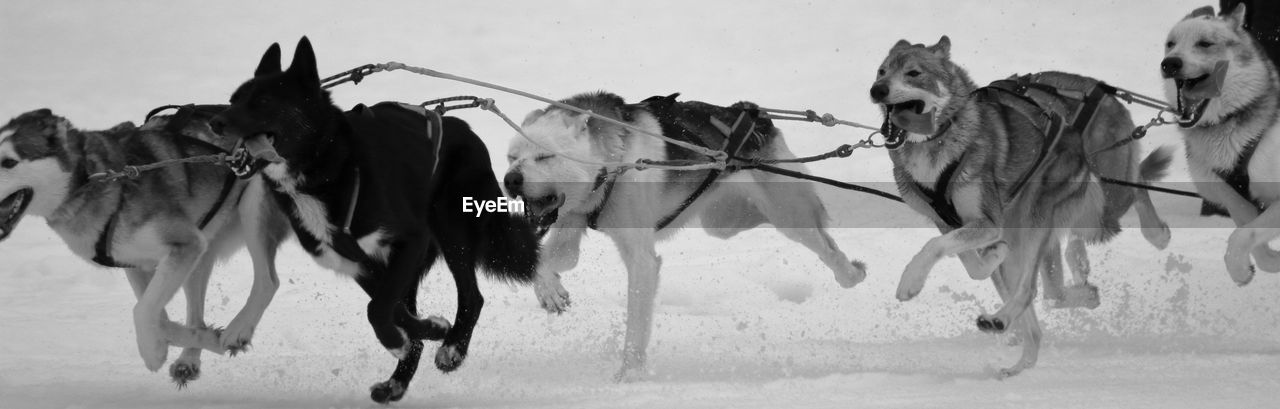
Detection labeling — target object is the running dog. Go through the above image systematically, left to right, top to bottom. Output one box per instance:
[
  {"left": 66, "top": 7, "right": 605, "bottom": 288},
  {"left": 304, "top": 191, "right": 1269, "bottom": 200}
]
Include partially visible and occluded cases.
[
  {"left": 1162, "top": 4, "right": 1280, "bottom": 285},
  {"left": 869, "top": 36, "right": 1172, "bottom": 376},
  {"left": 211, "top": 37, "right": 540, "bottom": 403},
  {"left": 503, "top": 91, "right": 866, "bottom": 380},
  {"left": 0, "top": 107, "right": 289, "bottom": 386}
]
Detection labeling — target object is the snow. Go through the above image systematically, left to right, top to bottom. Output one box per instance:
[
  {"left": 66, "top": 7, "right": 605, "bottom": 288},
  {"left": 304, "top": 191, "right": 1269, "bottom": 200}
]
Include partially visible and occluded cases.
[{"left": 2, "top": 0, "right": 1279, "bottom": 408}]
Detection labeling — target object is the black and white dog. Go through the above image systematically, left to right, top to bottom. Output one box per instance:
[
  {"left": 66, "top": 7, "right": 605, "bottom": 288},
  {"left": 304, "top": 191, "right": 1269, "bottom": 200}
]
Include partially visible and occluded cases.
[{"left": 211, "top": 37, "right": 540, "bottom": 403}]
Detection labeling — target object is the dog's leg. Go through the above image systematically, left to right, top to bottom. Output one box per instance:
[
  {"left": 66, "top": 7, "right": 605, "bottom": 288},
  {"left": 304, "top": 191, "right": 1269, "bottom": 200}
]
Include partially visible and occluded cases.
[
  {"left": 747, "top": 171, "right": 865, "bottom": 288},
  {"left": 221, "top": 178, "right": 282, "bottom": 354},
  {"left": 1198, "top": 181, "right": 1280, "bottom": 272},
  {"left": 1132, "top": 185, "right": 1171, "bottom": 249},
  {"left": 1225, "top": 206, "right": 1280, "bottom": 285},
  {"left": 535, "top": 216, "right": 587, "bottom": 314},
  {"left": 898, "top": 222, "right": 1003, "bottom": 301},
  {"left": 133, "top": 223, "right": 207, "bottom": 372},
  {"left": 604, "top": 228, "right": 661, "bottom": 382},
  {"left": 977, "top": 228, "right": 1046, "bottom": 334},
  {"left": 1059, "top": 235, "right": 1100, "bottom": 309},
  {"left": 363, "top": 239, "right": 430, "bottom": 361},
  {"left": 1040, "top": 239, "right": 1067, "bottom": 305},
  {"left": 435, "top": 242, "right": 482, "bottom": 373},
  {"left": 958, "top": 244, "right": 1007, "bottom": 280},
  {"left": 397, "top": 246, "right": 450, "bottom": 342},
  {"left": 370, "top": 251, "right": 443, "bottom": 405},
  {"left": 984, "top": 251, "right": 1042, "bottom": 379},
  {"left": 168, "top": 252, "right": 216, "bottom": 387},
  {"left": 124, "top": 268, "right": 222, "bottom": 355},
  {"left": 356, "top": 272, "right": 421, "bottom": 405},
  {"left": 1002, "top": 300, "right": 1043, "bottom": 378}
]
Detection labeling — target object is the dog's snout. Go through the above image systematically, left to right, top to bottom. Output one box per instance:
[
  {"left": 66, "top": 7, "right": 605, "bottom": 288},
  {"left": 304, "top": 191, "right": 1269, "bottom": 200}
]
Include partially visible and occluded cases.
[
  {"left": 1161, "top": 57, "right": 1183, "bottom": 77},
  {"left": 870, "top": 83, "right": 890, "bottom": 102},
  {"left": 503, "top": 171, "right": 524, "bottom": 196}
]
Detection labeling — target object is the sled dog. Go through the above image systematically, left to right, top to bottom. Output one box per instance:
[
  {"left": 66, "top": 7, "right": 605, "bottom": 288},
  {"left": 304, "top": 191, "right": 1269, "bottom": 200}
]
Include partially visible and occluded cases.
[
  {"left": 1162, "top": 4, "right": 1280, "bottom": 285},
  {"left": 869, "top": 36, "right": 1172, "bottom": 376},
  {"left": 212, "top": 37, "right": 540, "bottom": 403},
  {"left": 504, "top": 91, "right": 866, "bottom": 380},
  {"left": 0, "top": 107, "right": 289, "bottom": 385}
]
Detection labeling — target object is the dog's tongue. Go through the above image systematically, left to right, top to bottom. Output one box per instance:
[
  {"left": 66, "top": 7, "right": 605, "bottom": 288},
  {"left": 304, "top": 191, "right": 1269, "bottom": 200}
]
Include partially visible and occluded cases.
[
  {"left": 1184, "top": 60, "right": 1229, "bottom": 101},
  {"left": 890, "top": 107, "right": 938, "bottom": 135},
  {"left": 243, "top": 134, "right": 285, "bottom": 163}
]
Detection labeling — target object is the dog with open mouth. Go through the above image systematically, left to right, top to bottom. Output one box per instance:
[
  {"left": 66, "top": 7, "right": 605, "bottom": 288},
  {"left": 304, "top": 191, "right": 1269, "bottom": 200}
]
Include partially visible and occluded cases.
[
  {"left": 1162, "top": 4, "right": 1280, "bottom": 285},
  {"left": 870, "top": 36, "right": 1173, "bottom": 377},
  {"left": 211, "top": 37, "right": 541, "bottom": 403},
  {"left": 503, "top": 91, "right": 867, "bottom": 381},
  {"left": 0, "top": 107, "right": 290, "bottom": 386}
]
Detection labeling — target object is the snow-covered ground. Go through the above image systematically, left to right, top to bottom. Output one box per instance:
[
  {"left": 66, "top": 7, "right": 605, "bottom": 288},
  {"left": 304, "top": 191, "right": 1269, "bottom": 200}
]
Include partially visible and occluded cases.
[{"left": 2, "top": 1, "right": 1279, "bottom": 408}]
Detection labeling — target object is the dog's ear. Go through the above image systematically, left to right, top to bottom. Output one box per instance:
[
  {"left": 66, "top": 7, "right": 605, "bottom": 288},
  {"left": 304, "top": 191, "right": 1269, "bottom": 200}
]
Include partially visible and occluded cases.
[
  {"left": 1225, "top": 3, "right": 1247, "bottom": 30},
  {"left": 1185, "top": 5, "right": 1215, "bottom": 20},
  {"left": 287, "top": 36, "right": 320, "bottom": 87},
  {"left": 929, "top": 36, "right": 951, "bottom": 58},
  {"left": 891, "top": 39, "right": 912, "bottom": 51},
  {"left": 255, "top": 43, "right": 282, "bottom": 77},
  {"left": 521, "top": 109, "right": 546, "bottom": 127}
]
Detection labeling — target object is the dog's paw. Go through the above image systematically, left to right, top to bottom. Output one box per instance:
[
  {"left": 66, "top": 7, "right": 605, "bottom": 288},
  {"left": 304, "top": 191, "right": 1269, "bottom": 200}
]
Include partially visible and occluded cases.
[
  {"left": 1142, "top": 223, "right": 1171, "bottom": 250},
  {"left": 1251, "top": 245, "right": 1280, "bottom": 273},
  {"left": 1224, "top": 251, "right": 1256, "bottom": 286},
  {"left": 834, "top": 260, "right": 867, "bottom": 289},
  {"left": 895, "top": 264, "right": 927, "bottom": 301},
  {"left": 535, "top": 277, "right": 572, "bottom": 314},
  {"left": 976, "top": 314, "right": 1008, "bottom": 333},
  {"left": 418, "top": 315, "right": 451, "bottom": 341},
  {"left": 219, "top": 319, "right": 256, "bottom": 355},
  {"left": 134, "top": 322, "right": 169, "bottom": 372},
  {"left": 434, "top": 344, "right": 466, "bottom": 372},
  {"left": 169, "top": 359, "right": 201, "bottom": 389},
  {"left": 613, "top": 364, "right": 650, "bottom": 383},
  {"left": 996, "top": 366, "right": 1024, "bottom": 380},
  {"left": 369, "top": 379, "right": 407, "bottom": 404}
]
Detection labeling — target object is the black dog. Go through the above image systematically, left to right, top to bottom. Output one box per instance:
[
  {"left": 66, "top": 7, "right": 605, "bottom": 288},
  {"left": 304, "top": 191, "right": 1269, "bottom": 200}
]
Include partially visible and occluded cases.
[{"left": 211, "top": 37, "right": 539, "bottom": 403}]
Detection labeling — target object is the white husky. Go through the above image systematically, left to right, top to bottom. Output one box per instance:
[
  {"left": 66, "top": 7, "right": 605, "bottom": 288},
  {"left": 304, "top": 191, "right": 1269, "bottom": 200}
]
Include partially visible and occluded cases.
[
  {"left": 1162, "top": 4, "right": 1280, "bottom": 285},
  {"left": 503, "top": 92, "right": 866, "bottom": 380}
]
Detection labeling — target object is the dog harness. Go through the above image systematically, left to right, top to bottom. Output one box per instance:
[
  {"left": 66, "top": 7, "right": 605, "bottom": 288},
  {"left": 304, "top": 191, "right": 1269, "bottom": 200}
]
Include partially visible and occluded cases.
[
  {"left": 893, "top": 74, "right": 1120, "bottom": 229},
  {"left": 1197, "top": 92, "right": 1280, "bottom": 217},
  {"left": 582, "top": 95, "right": 762, "bottom": 232},
  {"left": 324, "top": 104, "right": 444, "bottom": 265},
  {"left": 92, "top": 108, "right": 239, "bottom": 268},
  {"left": 1201, "top": 139, "right": 1266, "bottom": 217},
  {"left": 912, "top": 153, "right": 966, "bottom": 229}
]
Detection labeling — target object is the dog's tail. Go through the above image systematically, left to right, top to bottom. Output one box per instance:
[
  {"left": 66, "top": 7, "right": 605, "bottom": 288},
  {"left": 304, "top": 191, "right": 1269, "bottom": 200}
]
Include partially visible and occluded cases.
[
  {"left": 1138, "top": 145, "right": 1174, "bottom": 182},
  {"left": 477, "top": 212, "right": 540, "bottom": 284}
]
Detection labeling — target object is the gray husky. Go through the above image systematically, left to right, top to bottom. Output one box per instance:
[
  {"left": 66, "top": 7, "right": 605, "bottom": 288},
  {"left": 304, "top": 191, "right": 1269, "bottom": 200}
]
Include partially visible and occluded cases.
[
  {"left": 1162, "top": 4, "right": 1280, "bottom": 285},
  {"left": 869, "top": 37, "right": 1172, "bottom": 377},
  {"left": 0, "top": 108, "right": 289, "bottom": 385}
]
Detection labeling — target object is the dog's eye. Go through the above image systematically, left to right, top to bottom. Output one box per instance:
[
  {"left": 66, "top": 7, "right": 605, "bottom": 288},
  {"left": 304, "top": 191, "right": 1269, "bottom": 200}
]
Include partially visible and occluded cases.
[
  {"left": 1196, "top": 40, "right": 1214, "bottom": 48},
  {"left": 1166, "top": 41, "right": 1175, "bottom": 49},
  {"left": 877, "top": 69, "right": 885, "bottom": 77},
  {"left": 906, "top": 70, "right": 921, "bottom": 78},
  {"left": 534, "top": 154, "right": 555, "bottom": 162},
  {"left": 507, "top": 155, "right": 517, "bottom": 163},
  {"left": 0, "top": 158, "right": 17, "bottom": 169}
]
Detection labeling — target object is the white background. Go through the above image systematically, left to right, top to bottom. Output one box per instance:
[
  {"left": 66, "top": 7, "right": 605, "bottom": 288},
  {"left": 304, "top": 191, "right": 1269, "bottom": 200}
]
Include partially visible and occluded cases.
[{"left": 2, "top": 1, "right": 1278, "bottom": 408}]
